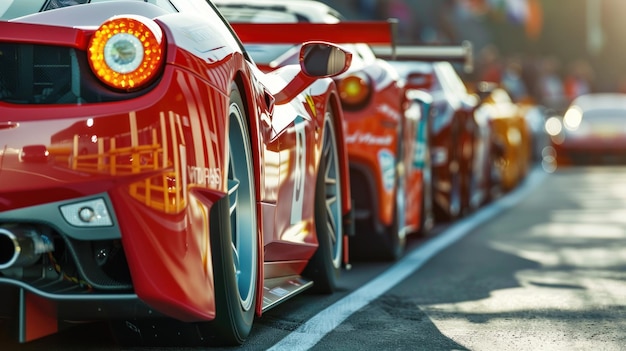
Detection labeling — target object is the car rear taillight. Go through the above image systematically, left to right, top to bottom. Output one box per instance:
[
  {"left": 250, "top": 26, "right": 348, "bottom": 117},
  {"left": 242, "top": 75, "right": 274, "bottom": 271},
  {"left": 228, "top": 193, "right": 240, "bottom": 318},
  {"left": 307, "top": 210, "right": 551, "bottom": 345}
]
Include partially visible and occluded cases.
[
  {"left": 88, "top": 15, "right": 164, "bottom": 91},
  {"left": 337, "top": 73, "right": 371, "bottom": 110}
]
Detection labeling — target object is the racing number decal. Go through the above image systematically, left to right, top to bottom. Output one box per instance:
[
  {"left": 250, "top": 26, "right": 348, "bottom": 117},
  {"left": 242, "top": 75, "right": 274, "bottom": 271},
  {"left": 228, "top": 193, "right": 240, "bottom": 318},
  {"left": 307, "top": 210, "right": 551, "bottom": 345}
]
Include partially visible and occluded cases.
[
  {"left": 290, "top": 119, "right": 306, "bottom": 225},
  {"left": 379, "top": 149, "right": 396, "bottom": 192}
]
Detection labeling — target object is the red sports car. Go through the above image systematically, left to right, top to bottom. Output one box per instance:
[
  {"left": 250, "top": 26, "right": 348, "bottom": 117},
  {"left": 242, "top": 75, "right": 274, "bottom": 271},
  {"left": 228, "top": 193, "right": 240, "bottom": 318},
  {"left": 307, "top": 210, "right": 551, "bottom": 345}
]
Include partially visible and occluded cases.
[
  {"left": 0, "top": 0, "right": 353, "bottom": 346},
  {"left": 217, "top": 0, "right": 429, "bottom": 261},
  {"left": 473, "top": 85, "right": 533, "bottom": 193},
  {"left": 546, "top": 93, "right": 626, "bottom": 166}
]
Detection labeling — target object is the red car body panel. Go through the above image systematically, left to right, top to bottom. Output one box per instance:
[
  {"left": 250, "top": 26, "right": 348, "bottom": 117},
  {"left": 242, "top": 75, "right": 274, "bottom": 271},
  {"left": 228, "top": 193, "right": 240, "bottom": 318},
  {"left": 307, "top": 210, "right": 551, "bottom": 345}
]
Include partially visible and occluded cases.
[{"left": 0, "top": 0, "right": 352, "bottom": 343}]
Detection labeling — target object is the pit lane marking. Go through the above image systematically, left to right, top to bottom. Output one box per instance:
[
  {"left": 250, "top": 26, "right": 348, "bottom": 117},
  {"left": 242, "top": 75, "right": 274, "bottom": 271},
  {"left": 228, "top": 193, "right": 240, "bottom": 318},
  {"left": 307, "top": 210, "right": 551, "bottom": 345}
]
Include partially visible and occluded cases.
[{"left": 268, "top": 166, "right": 548, "bottom": 351}]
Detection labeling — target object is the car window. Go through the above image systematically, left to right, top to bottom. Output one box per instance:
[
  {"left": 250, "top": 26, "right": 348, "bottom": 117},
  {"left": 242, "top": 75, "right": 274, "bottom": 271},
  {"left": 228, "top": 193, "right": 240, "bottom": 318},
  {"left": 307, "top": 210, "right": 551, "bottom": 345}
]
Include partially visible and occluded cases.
[
  {"left": 354, "top": 43, "right": 376, "bottom": 63},
  {"left": 436, "top": 62, "right": 468, "bottom": 97},
  {"left": 584, "top": 109, "right": 626, "bottom": 121}
]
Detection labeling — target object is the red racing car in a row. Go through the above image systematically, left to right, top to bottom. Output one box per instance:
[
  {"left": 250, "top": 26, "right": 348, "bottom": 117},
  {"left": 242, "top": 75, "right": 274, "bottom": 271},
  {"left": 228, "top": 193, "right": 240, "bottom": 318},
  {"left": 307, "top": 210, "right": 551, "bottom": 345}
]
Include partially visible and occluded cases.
[
  {"left": 0, "top": 0, "right": 353, "bottom": 346},
  {"left": 218, "top": 0, "right": 430, "bottom": 261},
  {"left": 373, "top": 43, "right": 487, "bottom": 222}
]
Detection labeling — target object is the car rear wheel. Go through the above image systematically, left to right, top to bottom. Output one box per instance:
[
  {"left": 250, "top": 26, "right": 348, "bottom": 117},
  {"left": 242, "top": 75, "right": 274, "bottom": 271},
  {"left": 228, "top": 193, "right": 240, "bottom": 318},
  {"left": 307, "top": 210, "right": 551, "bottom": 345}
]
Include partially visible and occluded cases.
[
  {"left": 199, "top": 82, "right": 258, "bottom": 345},
  {"left": 108, "top": 83, "right": 257, "bottom": 347},
  {"left": 302, "top": 109, "right": 342, "bottom": 293},
  {"left": 434, "top": 144, "right": 462, "bottom": 223},
  {"left": 419, "top": 152, "right": 435, "bottom": 235},
  {"left": 350, "top": 153, "right": 406, "bottom": 261},
  {"left": 385, "top": 170, "right": 407, "bottom": 260}
]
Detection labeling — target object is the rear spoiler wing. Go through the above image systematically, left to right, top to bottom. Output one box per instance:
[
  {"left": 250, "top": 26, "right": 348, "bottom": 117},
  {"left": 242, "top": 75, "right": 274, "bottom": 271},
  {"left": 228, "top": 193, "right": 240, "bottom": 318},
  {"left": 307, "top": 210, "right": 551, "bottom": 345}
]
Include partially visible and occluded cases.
[
  {"left": 229, "top": 19, "right": 398, "bottom": 46},
  {"left": 370, "top": 40, "right": 474, "bottom": 73}
]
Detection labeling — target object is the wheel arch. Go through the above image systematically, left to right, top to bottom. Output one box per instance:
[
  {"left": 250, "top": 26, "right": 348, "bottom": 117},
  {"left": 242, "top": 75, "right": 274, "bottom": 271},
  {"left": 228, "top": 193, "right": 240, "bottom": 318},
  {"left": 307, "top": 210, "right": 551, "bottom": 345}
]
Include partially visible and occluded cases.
[{"left": 231, "top": 72, "right": 265, "bottom": 318}]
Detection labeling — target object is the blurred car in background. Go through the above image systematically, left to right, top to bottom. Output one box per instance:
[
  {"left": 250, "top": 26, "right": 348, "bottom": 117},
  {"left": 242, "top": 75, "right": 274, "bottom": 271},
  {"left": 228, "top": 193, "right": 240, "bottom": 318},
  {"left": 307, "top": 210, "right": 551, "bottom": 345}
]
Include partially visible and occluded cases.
[
  {"left": 218, "top": 0, "right": 430, "bottom": 261},
  {"left": 373, "top": 44, "right": 487, "bottom": 222},
  {"left": 473, "top": 84, "right": 533, "bottom": 193},
  {"left": 402, "top": 88, "right": 435, "bottom": 235},
  {"left": 545, "top": 93, "right": 626, "bottom": 166},
  {"left": 524, "top": 104, "right": 552, "bottom": 165}
]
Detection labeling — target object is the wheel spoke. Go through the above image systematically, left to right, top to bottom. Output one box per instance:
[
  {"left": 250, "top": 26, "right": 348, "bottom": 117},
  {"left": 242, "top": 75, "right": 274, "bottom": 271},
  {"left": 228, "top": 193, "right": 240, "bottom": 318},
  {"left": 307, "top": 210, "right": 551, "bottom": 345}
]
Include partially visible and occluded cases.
[
  {"left": 322, "top": 117, "right": 341, "bottom": 260},
  {"left": 228, "top": 173, "right": 241, "bottom": 278},
  {"left": 228, "top": 178, "right": 240, "bottom": 216},
  {"left": 325, "top": 194, "right": 338, "bottom": 245}
]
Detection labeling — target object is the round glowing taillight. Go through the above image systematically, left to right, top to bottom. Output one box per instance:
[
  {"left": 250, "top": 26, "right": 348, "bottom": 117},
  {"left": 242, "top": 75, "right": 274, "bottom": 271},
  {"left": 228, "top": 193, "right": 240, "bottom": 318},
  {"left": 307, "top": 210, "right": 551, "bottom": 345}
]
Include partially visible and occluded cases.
[
  {"left": 88, "top": 15, "right": 164, "bottom": 91},
  {"left": 337, "top": 74, "right": 371, "bottom": 108}
]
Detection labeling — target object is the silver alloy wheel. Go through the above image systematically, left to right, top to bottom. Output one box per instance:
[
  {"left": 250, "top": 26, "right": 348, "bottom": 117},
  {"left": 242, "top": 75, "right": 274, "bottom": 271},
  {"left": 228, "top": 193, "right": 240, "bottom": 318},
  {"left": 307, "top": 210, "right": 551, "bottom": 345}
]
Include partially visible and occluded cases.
[
  {"left": 228, "top": 99, "right": 257, "bottom": 311},
  {"left": 321, "top": 111, "right": 342, "bottom": 268}
]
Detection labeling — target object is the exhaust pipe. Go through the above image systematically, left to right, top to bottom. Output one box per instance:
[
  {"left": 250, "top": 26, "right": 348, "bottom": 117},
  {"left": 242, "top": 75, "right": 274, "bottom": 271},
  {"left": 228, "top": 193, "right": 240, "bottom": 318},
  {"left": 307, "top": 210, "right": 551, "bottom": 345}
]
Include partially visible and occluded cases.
[{"left": 0, "top": 225, "right": 55, "bottom": 270}]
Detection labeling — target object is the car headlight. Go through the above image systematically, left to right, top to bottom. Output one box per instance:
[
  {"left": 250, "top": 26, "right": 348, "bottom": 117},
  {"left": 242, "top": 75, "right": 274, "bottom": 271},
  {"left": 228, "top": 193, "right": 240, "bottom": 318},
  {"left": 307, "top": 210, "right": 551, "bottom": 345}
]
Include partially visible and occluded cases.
[
  {"left": 88, "top": 15, "right": 165, "bottom": 91},
  {"left": 338, "top": 72, "right": 371, "bottom": 110},
  {"left": 563, "top": 105, "right": 583, "bottom": 130},
  {"left": 545, "top": 116, "right": 563, "bottom": 136}
]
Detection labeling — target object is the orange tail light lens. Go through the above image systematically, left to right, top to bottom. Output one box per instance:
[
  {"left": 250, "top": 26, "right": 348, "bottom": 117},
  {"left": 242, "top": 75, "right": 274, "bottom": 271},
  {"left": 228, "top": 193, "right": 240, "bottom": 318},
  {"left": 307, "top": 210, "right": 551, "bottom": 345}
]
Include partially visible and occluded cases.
[
  {"left": 88, "top": 15, "right": 164, "bottom": 91},
  {"left": 337, "top": 73, "right": 371, "bottom": 109}
]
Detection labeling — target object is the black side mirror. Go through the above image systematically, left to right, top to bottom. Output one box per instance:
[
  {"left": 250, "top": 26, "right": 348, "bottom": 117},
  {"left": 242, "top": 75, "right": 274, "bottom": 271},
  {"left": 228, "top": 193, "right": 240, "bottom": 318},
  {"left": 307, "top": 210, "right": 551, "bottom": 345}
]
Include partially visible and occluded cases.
[{"left": 300, "top": 41, "right": 352, "bottom": 78}]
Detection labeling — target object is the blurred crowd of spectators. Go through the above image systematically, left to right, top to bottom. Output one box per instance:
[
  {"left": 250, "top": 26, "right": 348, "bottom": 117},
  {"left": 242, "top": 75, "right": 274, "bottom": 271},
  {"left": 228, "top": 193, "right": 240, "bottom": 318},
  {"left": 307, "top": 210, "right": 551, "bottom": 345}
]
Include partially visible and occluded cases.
[
  {"left": 320, "top": 0, "right": 599, "bottom": 113},
  {"left": 475, "top": 45, "right": 595, "bottom": 113}
]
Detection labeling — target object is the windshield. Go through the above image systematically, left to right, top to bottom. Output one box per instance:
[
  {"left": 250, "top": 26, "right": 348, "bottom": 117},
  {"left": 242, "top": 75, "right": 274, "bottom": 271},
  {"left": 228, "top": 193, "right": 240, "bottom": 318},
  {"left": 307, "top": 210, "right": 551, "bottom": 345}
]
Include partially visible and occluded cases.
[{"left": 583, "top": 109, "right": 626, "bottom": 122}]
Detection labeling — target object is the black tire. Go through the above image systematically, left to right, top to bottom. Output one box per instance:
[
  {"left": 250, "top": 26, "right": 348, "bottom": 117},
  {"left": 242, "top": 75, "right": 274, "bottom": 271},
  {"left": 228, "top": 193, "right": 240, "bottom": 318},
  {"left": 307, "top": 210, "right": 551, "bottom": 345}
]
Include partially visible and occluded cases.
[
  {"left": 199, "top": 82, "right": 258, "bottom": 345},
  {"left": 109, "top": 83, "right": 258, "bottom": 347},
  {"left": 303, "top": 109, "right": 343, "bottom": 294},
  {"left": 378, "top": 119, "right": 410, "bottom": 261},
  {"left": 434, "top": 142, "right": 462, "bottom": 223},
  {"left": 350, "top": 150, "right": 405, "bottom": 262},
  {"left": 419, "top": 150, "right": 435, "bottom": 236},
  {"left": 384, "top": 169, "right": 407, "bottom": 261}
]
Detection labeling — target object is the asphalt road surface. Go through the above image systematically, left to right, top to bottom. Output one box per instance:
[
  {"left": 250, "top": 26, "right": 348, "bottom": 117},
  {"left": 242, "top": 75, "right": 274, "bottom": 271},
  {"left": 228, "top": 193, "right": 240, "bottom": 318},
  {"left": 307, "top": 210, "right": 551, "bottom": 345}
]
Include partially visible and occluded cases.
[{"left": 3, "top": 165, "right": 626, "bottom": 350}]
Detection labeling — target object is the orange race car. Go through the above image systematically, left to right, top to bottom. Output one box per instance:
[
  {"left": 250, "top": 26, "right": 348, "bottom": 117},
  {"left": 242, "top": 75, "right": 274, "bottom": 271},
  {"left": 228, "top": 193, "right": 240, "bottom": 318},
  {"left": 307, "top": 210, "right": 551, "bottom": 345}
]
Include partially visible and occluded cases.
[
  {"left": 217, "top": 0, "right": 429, "bottom": 261},
  {"left": 473, "top": 84, "right": 533, "bottom": 193}
]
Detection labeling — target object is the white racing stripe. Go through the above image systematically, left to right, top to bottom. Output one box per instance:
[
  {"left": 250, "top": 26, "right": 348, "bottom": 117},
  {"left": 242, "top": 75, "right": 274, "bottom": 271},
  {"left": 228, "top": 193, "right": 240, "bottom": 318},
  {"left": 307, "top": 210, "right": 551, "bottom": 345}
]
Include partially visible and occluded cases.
[{"left": 268, "top": 166, "right": 548, "bottom": 351}]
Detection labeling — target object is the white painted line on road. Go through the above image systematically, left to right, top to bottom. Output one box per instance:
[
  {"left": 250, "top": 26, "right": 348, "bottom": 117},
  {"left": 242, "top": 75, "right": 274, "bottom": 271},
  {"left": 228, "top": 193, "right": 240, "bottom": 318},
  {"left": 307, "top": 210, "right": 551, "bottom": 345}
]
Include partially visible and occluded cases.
[{"left": 268, "top": 167, "right": 548, "bottom": 351}]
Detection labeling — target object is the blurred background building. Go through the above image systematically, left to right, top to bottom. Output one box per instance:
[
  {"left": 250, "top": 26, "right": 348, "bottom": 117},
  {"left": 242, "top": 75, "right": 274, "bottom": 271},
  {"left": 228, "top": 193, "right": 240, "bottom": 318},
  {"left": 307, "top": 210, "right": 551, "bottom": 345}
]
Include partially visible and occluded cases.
[{"left": 320, "top": 0, "right": 626, "bottom": 111}]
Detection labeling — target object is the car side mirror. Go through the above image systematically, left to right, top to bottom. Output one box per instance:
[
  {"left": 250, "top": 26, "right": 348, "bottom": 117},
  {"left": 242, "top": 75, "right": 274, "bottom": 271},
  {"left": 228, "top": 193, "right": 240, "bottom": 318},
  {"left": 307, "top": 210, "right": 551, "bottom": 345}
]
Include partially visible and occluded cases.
[{"left": 300, "top": 41, "right": 352, "bottom": 78}]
